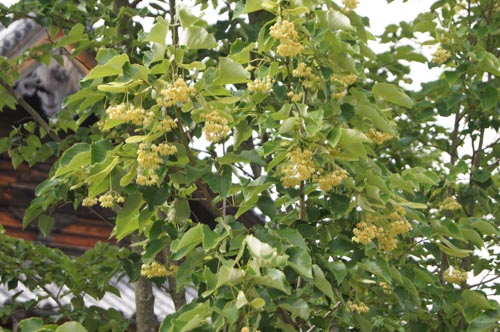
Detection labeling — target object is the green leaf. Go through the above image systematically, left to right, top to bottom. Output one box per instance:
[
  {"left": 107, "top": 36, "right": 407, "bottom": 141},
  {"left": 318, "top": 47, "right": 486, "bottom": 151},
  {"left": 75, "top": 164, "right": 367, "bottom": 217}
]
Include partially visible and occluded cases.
[
  {"left": 243, "top": 0, "right": 264, "bottom": 13},
  {"left": 178, "top": 6, "right": 199, "bottom": 27},
  {"left": 318, "top": 9, "right": 353, "bottom": 31},
  {"left": 145, "top": 17, "right": 169, "bottom": 44},
  {"left": 55, "top": 24, "right": 87, "bottom": 48},
  {"left": 181, "top": 26, "right": 217, "bottom": 50},
  {"left": 477, "top": 52, "right": 500, "bottom": 77},
  {"left": 83, "top": 54, "right": 129, "bottom": 81},
  {"left": 213, "top": 57, "right": 250, "bottom": 86},
  {"left": 97, "top": 80, "right": 142, "bottom": 93},
  {"left": 372, "top": 83, "right": 414, "bottom": 108},
  {"left": 482, "top": 85, "right": 497, "bottom": 110},
  {"left": 356, "top": 105, "right": 397, "bottom": 136},
  {"left": 91, "top": 140, "right": 113, "bottom": 164},
  {"left": 59, "top": 143, "right": 90, "bottom": 166},
  {"left": 84, "top": 157, "right": 119, "bottom": 185},
  {"left": 186, "top": 163, "right": 212, "bottom": 184},
  {"left": 202, "top": 165, "right": 232, "bottom": 198},
  {"left": 113, "top": 192, "right": 143, "bottom": 241},
  {"left": 168, "top": 198, "right": 191, "bottom": 224},
  {"left": 23, "top": 199, "right": 43, "bottom": 228},
  {"left": 38, "top": 215, "right": 55, "bottom": 238},
  {"left": 470, "top": 219, "right": 498, "bottom": 235},
  {"left": 171, "top": 224, "right": 203, "bottom": 260},
  {"left": 202, "top": 225, "right": 227, "bottom": 251},
  {"left": 460, "top": 228, "right": 483, "bottom": 247},
  {"left": 246, "top": 235, "right": 287, "bottom": 267},
  {"left": 437, "top": 237, "right": 472, "bottom": 258},
  {"left": 287, "top": 246, "right": 313, "bottom": 279},
  {"left": 359, "top": 257, "right": 392, "bottom": 282},
  {"left": 330, "top": 261, "right": 347, "bottom": 284},
  {"left": 312, "top": 264, "right": 335, "bottom": 302},
  {"left": 254, "top": 268, "right": 291, "bottom": 294},
  {"left": 399, "top": 275, "right": 420, "bottom": 305},
  {"left": 236, "top": 290, "right": 248, "bottom": 309},
  {"left": 462, "top": 290, "right": 495, "bottom": 310},
  {"left": 249, "top": 297, "right": 266, "bottom": 309},
  {"left": 279, "top": 298, "right": 310, "bottom": 320},
  {"left": 159, "top": 302, "right": 211, "bottom": 332},
  {"left": 466, "top": 315, "right": 500, "bottom": 332},
  {"left": 19, "top": 317, "right": 44, "bottom": 332},
  {"left": 55, "top": 322, "right": 88, "bottom": 332}
]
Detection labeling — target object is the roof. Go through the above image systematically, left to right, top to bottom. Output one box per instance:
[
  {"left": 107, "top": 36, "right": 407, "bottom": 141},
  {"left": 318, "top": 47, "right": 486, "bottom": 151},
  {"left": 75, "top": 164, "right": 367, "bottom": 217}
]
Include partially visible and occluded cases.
[{"left": 0, "top": 275, "right": 198, "bottom": 320}]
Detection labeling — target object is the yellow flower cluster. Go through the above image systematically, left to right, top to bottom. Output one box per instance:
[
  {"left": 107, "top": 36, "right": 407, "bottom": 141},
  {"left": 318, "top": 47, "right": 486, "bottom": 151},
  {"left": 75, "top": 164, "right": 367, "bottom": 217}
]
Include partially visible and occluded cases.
[
  {"left": 343, "top": 0, "right": 359, "bottom": 10},
  {"left": 269, "top": 20, "right": 303, "bottom": 57},
  {"left": 270, "top": 20, "right": 298, "bottom": 40},
  {"left": 432, "top": 46, "right": 451, "bottom": 65},
  {"left": 293, "top": 62, "right": 320, "bottom": 90},
  {"left": 331, "top": 74, "right": 357, "bottom": 87},
  {"left": 248, "top": 76, "right": 272, "bottom": 93},
  {"left": 158, "top": 77, "right": 196, "bottom": 108},
  {"left": 288, "top": 91, "right": 304, "bottom": 103},
  {"left": 331, "top": 92, "right": 346, "bottom": 100},
  {"left": 106, "top": 103, "right": 146, "bottom": 126},
  {"left": 203, "top": 111, "right": 231, "bottom": 142},
  {"left": 143, "top": 112, "right": 177, "bottom": 133},
  {"left": 158, "top": 117, "right": 177, "bottom": 133},
  {"left": 367, "top": 128, "right": 393, "bottom": 144},
  {"left": 136, "top": 142, "right": 177, "bottom": 186},
  {"left": 281, "top": 148, "right": 315, "bottom": 188},
  {"left": 317, "top": 168, "right": 348, "bottom": 191},
  {"left": 82, "top": 192, "right": 125, "bottom": 208},
  {"left": 440, "top": 196, "right": 462, "bottom": 211},
  {"left": 352, "top": 211, "right": 411, "bottom": 252},
  {"left": 352, "top": 221, "right": 378, "bottom": 245},
  {"left": 377, "top": 230, "right": 398, "bottom": 252},
  {"left": 140, "top": 261, "right": 178, "bottom": 279},
  {"left": 443, "top": 266, "right": 468, "bottom": 284},
  {"left": 379, "top": 281, "right": 391, "bottom": 294},
  {"left": 346, "top": 301, "right": 369, "bottom": 313}
]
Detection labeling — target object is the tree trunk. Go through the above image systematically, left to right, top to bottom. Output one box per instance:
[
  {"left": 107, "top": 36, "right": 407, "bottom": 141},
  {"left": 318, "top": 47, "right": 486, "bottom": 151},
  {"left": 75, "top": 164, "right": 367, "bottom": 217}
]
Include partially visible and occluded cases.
[
  {"left": 132, "top": 234, "right": 157, "bottom": 332},
  {"left": 135, "top": 276, "right": 157, "bottom": 332}
]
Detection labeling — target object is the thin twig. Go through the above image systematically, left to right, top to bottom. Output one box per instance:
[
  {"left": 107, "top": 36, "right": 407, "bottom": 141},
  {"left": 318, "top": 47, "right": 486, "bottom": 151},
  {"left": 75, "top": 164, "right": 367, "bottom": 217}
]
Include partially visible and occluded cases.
[{"left": 0, "top": 77, "right": 60, "bottom": 142}]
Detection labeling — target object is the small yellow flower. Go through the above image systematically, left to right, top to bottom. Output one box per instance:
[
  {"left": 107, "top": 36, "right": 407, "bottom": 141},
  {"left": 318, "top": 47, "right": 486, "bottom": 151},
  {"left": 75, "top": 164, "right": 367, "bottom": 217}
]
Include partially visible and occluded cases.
[
  {"left": 343, "top": 0, "right": 359, "bottom": 10},
  {"left": 270, "top": 20, "right": 299, "bottom": 41},
  {"left": 270, "top": 20, "right": 303, "bottom": 57},
  {"left": 276, "top": 39, "right": 303, "bottom": 57},
  {"left": 432, "top": 46, "right": 451, "bottom": 65},
  {"left": 331, "top": 74, "right": 357, "bottom": 87},
  {"left": 248, "top": 76, "right": 272, "bottom": 93},
  {"left": 158, "top": 77, "right": 196, "bottom": 108},
  {"left": 288, "top": 91, "right": 304, "bottom": 103},
  {"left": 106, "top": 103, "right": 146, "bottom": 126},
  {"left": 203, "top": 111, "right": 230, "bottom": 143},
  {"left": 367, "top": 128, "right": 393, "bottom": 144},
  {"left": 281, "top": 148, "right": 315, "bottom": 188},
  {"left": 317, "top": 168, "right": 348, "bottom": 191},
  {"left": 440, "top": 196, "right": 461, "bottom": 211},
  {"left": 82, "top": 197, "right": 98, "bottom": 207},
  {"left": 352, "top": 222, "right": 378, "bottom": 245},
  {"left": 141, "top": 261, "right": 174, "bottom": 279},
  {"left": 443, "top": 266, "right": 468, "bottom": 284},
  {"left": 379, "top": 282, "right": 391, "bottom": 294},
  {"left": 346, "top": 300, "right": 369, "bottom": 313}
]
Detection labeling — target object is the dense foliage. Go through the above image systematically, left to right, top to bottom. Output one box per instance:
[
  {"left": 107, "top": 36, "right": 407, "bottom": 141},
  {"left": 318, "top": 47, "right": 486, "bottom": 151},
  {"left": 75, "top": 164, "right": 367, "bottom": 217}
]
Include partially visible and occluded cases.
[{"left": 0, "top": 0, "right": 498, "bottom": 331}]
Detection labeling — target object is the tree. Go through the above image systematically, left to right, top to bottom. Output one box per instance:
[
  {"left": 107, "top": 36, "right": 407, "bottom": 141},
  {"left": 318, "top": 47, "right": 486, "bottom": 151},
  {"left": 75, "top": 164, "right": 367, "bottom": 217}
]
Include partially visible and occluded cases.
[{"left": 0, "top": 0, "right": 498, "bottom": 331}]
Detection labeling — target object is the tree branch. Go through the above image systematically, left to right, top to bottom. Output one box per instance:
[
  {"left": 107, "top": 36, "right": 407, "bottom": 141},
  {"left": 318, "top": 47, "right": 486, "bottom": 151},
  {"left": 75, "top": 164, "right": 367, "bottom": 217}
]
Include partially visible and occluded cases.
[{"left": 0, "top": 77, "right": 60, "bottom": 142}]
